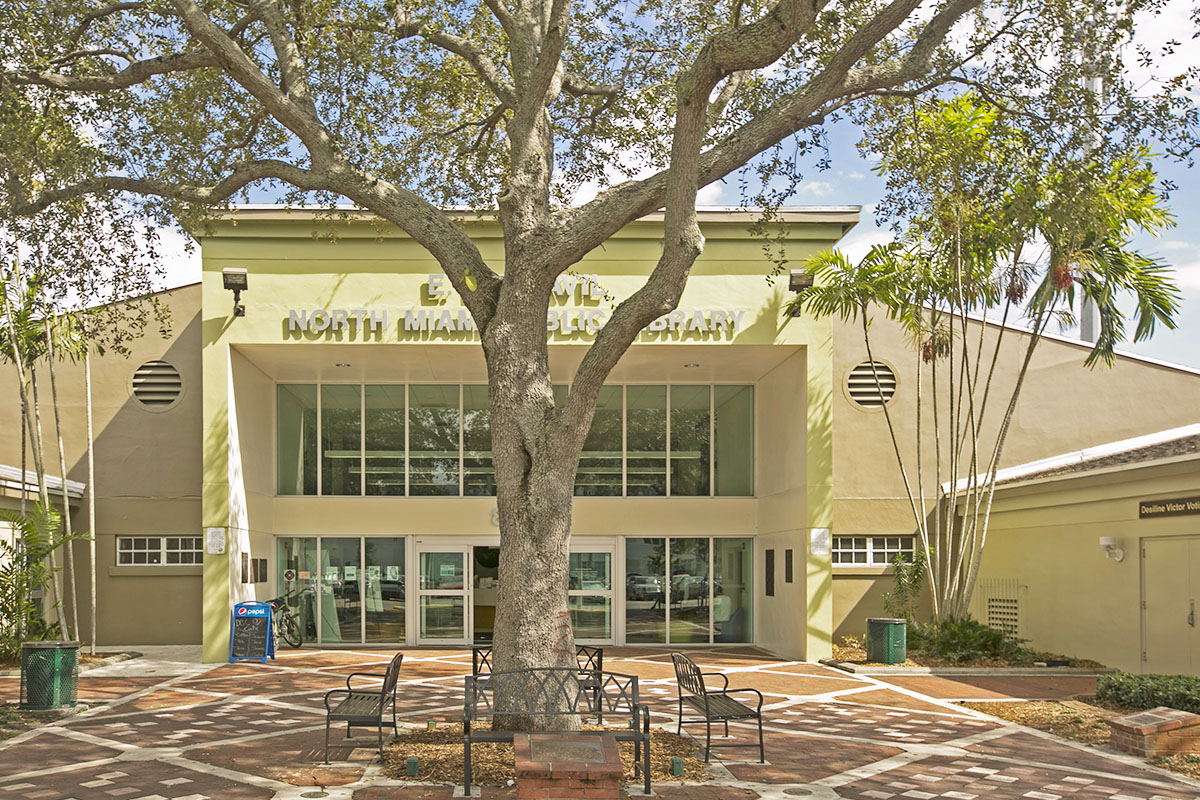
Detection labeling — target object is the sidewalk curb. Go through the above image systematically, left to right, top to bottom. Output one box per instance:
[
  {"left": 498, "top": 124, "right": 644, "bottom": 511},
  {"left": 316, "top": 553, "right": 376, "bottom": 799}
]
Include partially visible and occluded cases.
[
  {"left": 0, "top": 651, "right": 142, "bottom": 678},
  {"left": 819, "top": 657, "right": 1117, "bottom": 676}
]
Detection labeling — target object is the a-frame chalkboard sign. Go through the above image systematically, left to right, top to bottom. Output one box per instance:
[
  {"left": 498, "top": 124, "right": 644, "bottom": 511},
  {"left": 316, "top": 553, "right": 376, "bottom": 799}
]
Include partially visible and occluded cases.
[{"left": 229, "top": 601, "right": 275, "bottom": 663}]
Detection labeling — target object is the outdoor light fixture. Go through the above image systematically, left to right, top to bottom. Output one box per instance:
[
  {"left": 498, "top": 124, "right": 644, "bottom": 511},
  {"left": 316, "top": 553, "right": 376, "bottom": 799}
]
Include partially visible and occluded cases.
[
  {"left": 222, "top": 268, "right": 248, "bottom": 317},
  {"left": 788, "top": 270, "right": 815, "bottom": 316},
  {"left": 789, "top": 270, "right": 815, "bottom": 292},
  {"left": 334, "top": 363, "right": 351, "bottom": 368},
  {"left": 683, "top": 363, "right": 701, "bottom": 369},
  {"left": 1099, "top": 536, "right": 1124, "bottom": 562}
]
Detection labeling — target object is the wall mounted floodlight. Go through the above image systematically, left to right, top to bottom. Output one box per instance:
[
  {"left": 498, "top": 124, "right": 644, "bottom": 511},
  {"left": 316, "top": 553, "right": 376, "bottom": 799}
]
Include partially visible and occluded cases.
[
  {"left": 222, "top": 268, "right": 248, "bottom": 317},
  {"left": 787, "top": 270, "right": 815, "bottom": 317},
  {"left": 789, "top": 270, "right": 815, "bottom": 292},
  {"left": 1099, "top": 535, "right": 1124, "bottom": 562}
]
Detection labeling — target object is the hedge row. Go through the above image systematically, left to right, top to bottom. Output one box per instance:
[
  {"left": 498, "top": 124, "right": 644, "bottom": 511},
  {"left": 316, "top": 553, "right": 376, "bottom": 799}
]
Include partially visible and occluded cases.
[{"left": 1096, "top": 672, "right": 1200, "bottom": 714}]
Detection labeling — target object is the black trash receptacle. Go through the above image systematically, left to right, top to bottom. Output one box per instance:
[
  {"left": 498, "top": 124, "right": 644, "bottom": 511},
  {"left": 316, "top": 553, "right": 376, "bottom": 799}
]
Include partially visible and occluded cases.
[
  {"left": 866, "top": 618, "right": 907, "bottom": 665},
  {"left": 19, "top": 641, "right": 80, "bottom": 710}
]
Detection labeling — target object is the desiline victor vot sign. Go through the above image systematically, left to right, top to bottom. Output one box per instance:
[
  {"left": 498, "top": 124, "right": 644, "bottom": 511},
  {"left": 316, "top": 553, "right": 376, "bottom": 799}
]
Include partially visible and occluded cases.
[{"left": 1139, "top": 496, "right": 1200, "bottom": 518}]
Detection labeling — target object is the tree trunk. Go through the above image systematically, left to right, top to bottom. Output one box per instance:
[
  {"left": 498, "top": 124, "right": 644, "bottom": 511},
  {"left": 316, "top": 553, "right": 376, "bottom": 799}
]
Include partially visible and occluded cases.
[
  {"left": 483, "top": 295, "right": 591, "bottom": 730},
  {"left": 45, "top": 317, "right": 80, "bottom": 642},
  {"left": 86, "top": 351, "right": 97, "bottom": 655}
]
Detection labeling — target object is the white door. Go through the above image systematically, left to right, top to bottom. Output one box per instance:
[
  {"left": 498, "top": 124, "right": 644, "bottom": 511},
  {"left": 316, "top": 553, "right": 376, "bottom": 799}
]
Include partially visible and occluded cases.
[
  {"left": 1141, "top": 536, "right": 1196, "bottom": 675},
  {"left": 416, "top": 546, "right": 472, "bottom": 645}
]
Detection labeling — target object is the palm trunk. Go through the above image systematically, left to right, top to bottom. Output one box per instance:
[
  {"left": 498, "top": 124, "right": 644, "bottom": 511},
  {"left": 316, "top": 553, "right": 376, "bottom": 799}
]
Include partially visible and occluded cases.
[
  {"left": 45, "top": 316, "right": 79, "bottom": 642},
  {"left": 86, "top": 351, "right": 97, "bottom": 655},
  {"left": 28, "top": 364, "right": 66, "bottom": 636}
]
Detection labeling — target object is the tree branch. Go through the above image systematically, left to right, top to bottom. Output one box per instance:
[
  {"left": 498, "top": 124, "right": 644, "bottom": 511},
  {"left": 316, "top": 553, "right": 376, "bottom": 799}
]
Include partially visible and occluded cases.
[
  {"left": 249, "top": 0, "right": 319, "bottom": 116},
  {"left": 65, "top": 2, "right": 146, "bottom": 50},
  {"left": 6, "top": 50, "right": 220, "bottom": 92}
]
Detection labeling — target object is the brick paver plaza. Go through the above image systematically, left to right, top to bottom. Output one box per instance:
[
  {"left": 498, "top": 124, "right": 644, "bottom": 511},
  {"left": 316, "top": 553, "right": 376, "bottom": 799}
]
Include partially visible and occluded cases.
[{"left": 2, "top": 648, "right": 1198, "bottom": 799}]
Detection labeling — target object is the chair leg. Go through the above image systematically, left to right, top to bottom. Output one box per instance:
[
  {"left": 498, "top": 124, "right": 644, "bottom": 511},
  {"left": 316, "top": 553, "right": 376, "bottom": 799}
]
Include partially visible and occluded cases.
[
  {"left": 676, "top": 697, "right": 683, "bottom": 735},
  {"left": 757, "top": 715, "right": 765, "bottom": 763},
  {"left": 323, "top": 716, "right": 331, "bottom": 764},
  {"left": 704, "top": 719, "right": 712, "bottom": 763},
  {"left": 724, "top": 719, "right": 729, "bottom": 737},
  {"left": 377, "top": 725, "right": 383, "bottom": 761},
  {"left": 464, "top": 741, "right": 472, "bottom": 797}
]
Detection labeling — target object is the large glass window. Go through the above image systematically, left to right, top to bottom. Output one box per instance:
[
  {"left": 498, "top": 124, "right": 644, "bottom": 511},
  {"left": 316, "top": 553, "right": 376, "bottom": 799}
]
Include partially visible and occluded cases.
[
  {"left": 276, "top": 383, "right": 752, "bottom": 497},
  {"left": 277, "top": 385, "right": 317, "bottom": 495},
  {"left": 321, "top": 385, "right": 361, "bottom": 496},
  {"left": 409, "top": 385, "right": 460, "bottom": 495},
  {"left": 365, "top": 386, "right": 406, "bottom": 496},
  {"left": 462, "top": 386, "right": 494, "bottom": 496},
  {"left": 577, "top": 386, "right": 622, "bottom": 496},
  {"left": 626, "top": 386, "right": 666, "bottom": 496},
  {"left": 670, "top": 386, "right": 711, "bottom": 496},
  {"left": 714, "top": 386, "right": 754, "bottom": 496},
  {"left": 623, "top": 536, "right": 753, "bottom": 644},
  {"left": 365, "top": 537, "right": 406, "bottom": 643},
  {"left": 624, "top": 538, "right": 666, "bottom": 643}
]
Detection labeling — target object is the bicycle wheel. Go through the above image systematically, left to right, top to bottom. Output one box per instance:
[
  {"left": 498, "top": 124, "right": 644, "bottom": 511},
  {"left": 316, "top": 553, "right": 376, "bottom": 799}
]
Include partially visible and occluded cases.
[{"left": 279, "top": 612, "right": 303, "bottom": 648}]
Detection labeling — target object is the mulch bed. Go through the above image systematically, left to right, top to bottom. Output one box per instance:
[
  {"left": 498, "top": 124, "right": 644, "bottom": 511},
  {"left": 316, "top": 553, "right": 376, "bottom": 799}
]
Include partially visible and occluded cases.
[
  {"left": 833, "top": 637, "right": 1104, "bottom": 669},
  {"left": 963, "top": 696, "right": 1200, "bottom": 781},
  {"left": 0, "top": 704, "right": 71, "bottom": 742},
  {"left": 384, "top": 724, "right": 711, "bottom": 785}
]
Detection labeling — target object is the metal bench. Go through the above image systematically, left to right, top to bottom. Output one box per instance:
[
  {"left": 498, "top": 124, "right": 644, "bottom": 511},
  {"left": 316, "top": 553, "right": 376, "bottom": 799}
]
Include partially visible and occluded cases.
[
  {"left": 472, "top": 644, "right": 605, "bottom": 721},
  {"left": 322, "top": 651, "right": 403, "bottom": 763},
  {"left": 671, "top": 652, "right": 764, "bottom": 762},
  {"left": 463, "top": 667, "right": 652, "bottom": 796}
]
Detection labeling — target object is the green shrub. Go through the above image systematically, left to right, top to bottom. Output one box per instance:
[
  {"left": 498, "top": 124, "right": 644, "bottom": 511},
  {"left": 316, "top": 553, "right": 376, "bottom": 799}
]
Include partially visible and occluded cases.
[
  {"left": 882, "top": 550, "right": 925, "bottom": 621},
  {"left": 908, "top": 615, "right": 1034, "bottom": 664},
  {"left": 1096, "top": 672, "right": 1200, "bottom": 714}
]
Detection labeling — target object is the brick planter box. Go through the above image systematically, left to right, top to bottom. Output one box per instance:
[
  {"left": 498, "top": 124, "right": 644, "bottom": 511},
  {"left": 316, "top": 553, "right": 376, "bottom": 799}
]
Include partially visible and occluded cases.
[
  {"left": 1108, "top": 706, "right": 1200, "bottom": 757},
  {"left": 514, "top": 732, "right": 624, "bottom": 800}
]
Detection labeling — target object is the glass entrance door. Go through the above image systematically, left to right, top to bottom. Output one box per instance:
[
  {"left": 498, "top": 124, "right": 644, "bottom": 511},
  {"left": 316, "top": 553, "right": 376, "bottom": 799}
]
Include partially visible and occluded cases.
[{"left": 417, "top": 548, "right": 470, "bottom": 644}]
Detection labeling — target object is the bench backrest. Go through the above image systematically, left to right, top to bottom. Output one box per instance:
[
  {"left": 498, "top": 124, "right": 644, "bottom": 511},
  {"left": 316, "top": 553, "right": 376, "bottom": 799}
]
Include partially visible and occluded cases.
[
  {"left": 471, "top": 645, "right": 603, "bottom": 676},
  {"left": 381, "top": 652, "right": 404, "bottom": 700},
  {"left": 671, "top": 652, "right": 707, "bottom": 699},
  {"left": 464, "top": 667, "right": 639, "bottom": 723}
]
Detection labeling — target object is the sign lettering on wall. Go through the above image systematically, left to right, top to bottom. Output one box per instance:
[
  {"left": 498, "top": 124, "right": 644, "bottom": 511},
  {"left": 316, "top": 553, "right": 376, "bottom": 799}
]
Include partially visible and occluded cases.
[
  {"left": 284, "top": 275, "right": 750, "bottom": 338},
  {"left": 1139, "top": 496, "right": 1200, "bottom": 519}
]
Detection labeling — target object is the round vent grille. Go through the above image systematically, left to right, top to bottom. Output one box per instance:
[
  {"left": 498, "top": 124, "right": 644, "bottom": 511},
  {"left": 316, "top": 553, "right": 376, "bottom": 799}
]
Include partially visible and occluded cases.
[
  {"left": 132, "top": 360, "right": 182, "bottom": 409},
  {"left": 847, "top": 361, "right": 897, "bottom": 408}
]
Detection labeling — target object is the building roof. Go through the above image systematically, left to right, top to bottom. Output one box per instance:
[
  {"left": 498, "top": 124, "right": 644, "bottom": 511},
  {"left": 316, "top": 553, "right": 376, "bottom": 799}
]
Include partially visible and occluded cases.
[
  {"left": 988, "top": 424, "right": 1200, "bottom": 489},
  {"left": 0, "top": 464, "right": 86, "bottom": 500}
]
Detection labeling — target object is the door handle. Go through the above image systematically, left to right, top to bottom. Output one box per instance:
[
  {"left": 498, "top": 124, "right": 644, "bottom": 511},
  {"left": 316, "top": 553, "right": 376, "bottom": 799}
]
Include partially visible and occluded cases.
[{"left": 1190, "top": 599, "right": 1196, "bottom": 628}]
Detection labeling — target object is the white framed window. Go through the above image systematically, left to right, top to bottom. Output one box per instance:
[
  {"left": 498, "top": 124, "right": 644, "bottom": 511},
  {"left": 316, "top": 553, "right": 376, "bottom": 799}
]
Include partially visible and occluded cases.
[
  {"left": 832, "top": 535, "right": 916, "bottom": 566},
  {"left": 117, "top": 536, "right": 202, "bottom": 566}
]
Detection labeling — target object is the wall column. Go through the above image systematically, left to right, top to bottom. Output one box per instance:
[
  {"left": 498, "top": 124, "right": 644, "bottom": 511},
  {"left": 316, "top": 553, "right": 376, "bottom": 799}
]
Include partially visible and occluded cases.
[{"left": 805, "top": 333, "right": 834, "bottom": 661}]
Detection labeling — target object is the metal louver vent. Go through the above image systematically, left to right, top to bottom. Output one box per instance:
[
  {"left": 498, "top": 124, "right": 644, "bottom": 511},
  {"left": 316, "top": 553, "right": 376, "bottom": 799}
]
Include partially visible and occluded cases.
[
  {"left": 132, "top": 361, "right": 182, "bottom": 409},
  {"left": 847, "top": 361, "right": 896, "bottom": 407}
]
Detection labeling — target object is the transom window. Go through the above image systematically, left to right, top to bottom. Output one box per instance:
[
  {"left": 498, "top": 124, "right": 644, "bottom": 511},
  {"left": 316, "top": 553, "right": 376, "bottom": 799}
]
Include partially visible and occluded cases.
[
  {"left": 277, "top": 383, "right": 754, "bottom": 498},
  {"left": 832, "top": 535, "right": 916, "bottom": 566},
  {"left": 117, "top": 536, "right": 202, "bottom": 566}
]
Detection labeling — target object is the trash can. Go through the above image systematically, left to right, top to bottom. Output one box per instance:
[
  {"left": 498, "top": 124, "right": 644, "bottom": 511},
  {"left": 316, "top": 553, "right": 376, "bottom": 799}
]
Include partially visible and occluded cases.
[
  {"left": 866, "top": 618, "right": 907, "bottom": 665},
  {"left": 19, "top": 641, "right": 80, "bottom": 710}
]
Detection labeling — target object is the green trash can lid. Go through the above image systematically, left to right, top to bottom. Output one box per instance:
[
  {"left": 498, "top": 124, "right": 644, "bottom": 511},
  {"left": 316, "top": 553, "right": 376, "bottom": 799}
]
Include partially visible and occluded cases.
[
  {"left": 866, "top": 618, "right": 906, "bottom": 625},
  {"left": 20, "top": 641, "right": 81, "bottom": 649}
]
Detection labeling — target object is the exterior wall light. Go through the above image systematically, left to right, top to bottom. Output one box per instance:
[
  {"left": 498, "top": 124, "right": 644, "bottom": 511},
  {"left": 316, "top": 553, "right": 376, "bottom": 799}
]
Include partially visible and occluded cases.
[
  {"left": 222, "top": 268, "right": 248, "bottom": 317},
  {"left": 788, "top": 270, "right": 815, "bottom": 317},
  {"left": 1099, "top": 536, "right": 1124, "bottom": 562}
]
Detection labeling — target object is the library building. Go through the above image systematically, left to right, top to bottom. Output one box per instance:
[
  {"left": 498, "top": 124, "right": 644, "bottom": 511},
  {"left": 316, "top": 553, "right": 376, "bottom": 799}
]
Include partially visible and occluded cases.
[{"left": 3, "top": 206, "right": 1199, "bottom": 672}]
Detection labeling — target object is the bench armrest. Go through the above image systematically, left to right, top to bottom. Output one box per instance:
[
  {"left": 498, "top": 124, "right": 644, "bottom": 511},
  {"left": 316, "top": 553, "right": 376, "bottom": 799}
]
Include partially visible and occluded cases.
[
  {"left": 700, "top": 671, "right": 729, "bottom": 691},
  {"left": 345, "top": 672, "right": 386, "bottom": 690},
  {"left": 712, "top": 687, "right": 764, "bottom": 711},
  {"left": 323, "top": 688, "right": 351, "bottom": 710}
]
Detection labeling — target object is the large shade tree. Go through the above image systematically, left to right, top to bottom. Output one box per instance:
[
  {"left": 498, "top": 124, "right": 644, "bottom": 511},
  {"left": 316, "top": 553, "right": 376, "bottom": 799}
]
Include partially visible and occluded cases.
[{"left": 1, "top": 0, "right": 1197, "bottom": 697}]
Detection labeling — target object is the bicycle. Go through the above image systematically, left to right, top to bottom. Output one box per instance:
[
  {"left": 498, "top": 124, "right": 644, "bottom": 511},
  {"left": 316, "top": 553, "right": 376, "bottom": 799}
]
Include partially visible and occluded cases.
[{"left": 266, "top": 591, "right": 305, "bottom": 648}]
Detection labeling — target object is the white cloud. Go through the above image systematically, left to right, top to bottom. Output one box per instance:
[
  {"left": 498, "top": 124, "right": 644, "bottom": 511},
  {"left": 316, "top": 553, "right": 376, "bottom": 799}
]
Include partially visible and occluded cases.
[
  {"left": 799, "top": 180, "right": 833, "bottom": 198},
  {"left": 155, "top": 226, "right": 202, "bottom": 290},
  {"left": 837, "top": 229, "right": 895, "bottom": 262},
  {"left": 1169, "top": 259, "right": 1200, "bottom": 291}
]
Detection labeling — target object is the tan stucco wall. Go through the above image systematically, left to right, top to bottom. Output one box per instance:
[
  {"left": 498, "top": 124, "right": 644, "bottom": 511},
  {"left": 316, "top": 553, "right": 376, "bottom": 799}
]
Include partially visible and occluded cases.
[
  {"left": 0, "top": 285, "right": 203, "bottom": 645},
  {"left": 829, "top": 313, "right": 1200, "bottom": 637},
  {"left": 976, "top": 459, "right": 1200, "bottom": 674}
]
